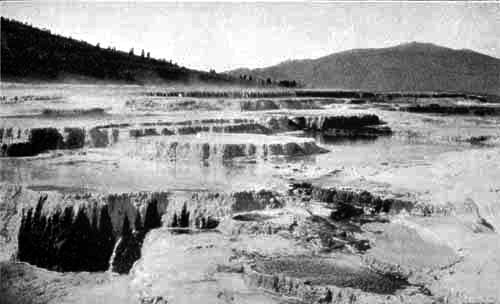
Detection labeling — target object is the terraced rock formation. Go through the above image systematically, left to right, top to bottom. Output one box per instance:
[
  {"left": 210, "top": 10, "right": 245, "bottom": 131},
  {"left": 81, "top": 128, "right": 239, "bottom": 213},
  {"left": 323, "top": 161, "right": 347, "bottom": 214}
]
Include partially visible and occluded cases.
[
  {"left": 2, "top": 85, "right": 499, "bottom": 304},
  {"left": 1, "top": 114, "right": 392, "bottom": 157},
  {"left": 127, "top": 134, "right": 329, "bottom": 162},
  {"left": 1, "top": 161, "right": 498, "bottom": 303},
  {"left": 1, "top": 185, "right": 286, "bottom": 274}
]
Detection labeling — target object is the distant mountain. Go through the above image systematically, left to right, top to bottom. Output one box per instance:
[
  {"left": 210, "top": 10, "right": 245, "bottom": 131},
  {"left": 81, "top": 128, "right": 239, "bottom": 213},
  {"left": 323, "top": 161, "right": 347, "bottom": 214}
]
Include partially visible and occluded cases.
[
  {"left": 0, "top": 17, "right": 236, "bottom": 84},
  {"left": 229, "top": 42, "right": 500, "bottom": 95}
]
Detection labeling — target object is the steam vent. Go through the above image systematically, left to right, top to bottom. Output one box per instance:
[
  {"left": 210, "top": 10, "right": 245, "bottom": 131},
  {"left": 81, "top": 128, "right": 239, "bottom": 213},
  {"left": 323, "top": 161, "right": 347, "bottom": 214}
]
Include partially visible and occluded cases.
[{"left": 2, "top": 6, "right": 500, "bottom": 304}]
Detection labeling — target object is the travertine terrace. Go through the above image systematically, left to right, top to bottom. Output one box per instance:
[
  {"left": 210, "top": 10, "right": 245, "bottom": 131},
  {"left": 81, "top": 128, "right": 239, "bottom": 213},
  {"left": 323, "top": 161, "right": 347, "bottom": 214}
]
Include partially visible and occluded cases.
[{"left": 2, "top": 84, "right": 500, "bottom": 304}]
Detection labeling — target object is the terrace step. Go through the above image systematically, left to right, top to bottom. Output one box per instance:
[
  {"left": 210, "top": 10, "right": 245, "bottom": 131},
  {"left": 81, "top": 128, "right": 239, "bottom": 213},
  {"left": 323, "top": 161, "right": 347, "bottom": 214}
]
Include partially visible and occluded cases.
[
  {"left": 126, "top": 97, "right": 339, "bottom": 112},
  {"left": 402, "top": 104, "right": 500, "bottom": 115},
  {"left": 0, "top": 114, "right": 391, "bottom": 157},
  {"left": 0, "top": 121, "right": 272, "bottom": 157},
  {"left": 125, "top": 133, "right": 329, "bottom": 162},
  {"left": 0, "top": 184, "right": 283, "bottom": 273},
  {"left": 243, "top": 255, "right": 429, "bottom": 304}
]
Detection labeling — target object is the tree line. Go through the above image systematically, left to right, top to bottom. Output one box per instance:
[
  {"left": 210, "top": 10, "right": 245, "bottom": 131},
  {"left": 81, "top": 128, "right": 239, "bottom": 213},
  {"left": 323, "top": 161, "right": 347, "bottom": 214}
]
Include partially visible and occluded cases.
[
  {"left": 1, "top": 17, "right": 236, "bottom": 84},
  {"left": 237, "top": 74, "right": 300, "bottom": 88}
]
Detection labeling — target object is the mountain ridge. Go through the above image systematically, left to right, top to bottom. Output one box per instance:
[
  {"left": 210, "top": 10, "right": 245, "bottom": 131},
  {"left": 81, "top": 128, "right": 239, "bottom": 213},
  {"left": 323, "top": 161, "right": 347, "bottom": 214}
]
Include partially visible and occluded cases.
[{"left": 228, "top": 42, "right": 500, "bottom": 94}]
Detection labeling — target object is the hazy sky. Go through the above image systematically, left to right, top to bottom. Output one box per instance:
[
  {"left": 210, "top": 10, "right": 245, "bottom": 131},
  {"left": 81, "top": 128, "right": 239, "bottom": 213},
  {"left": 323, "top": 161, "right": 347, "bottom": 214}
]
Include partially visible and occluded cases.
[{"left": 2, "top": 2, "right": 499, "bottom": 72}]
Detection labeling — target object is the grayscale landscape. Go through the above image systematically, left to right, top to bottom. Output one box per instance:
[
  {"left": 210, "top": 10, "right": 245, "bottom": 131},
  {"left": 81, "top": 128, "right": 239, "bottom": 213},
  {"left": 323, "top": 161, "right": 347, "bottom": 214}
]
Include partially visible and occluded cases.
[{"left": 1, "top": 3, "right": 500, "bottom": 304}]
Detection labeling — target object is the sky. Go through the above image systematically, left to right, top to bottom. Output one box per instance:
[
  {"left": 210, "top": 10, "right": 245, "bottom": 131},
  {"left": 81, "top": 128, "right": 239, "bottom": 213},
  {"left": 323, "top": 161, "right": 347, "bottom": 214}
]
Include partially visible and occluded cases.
[{"left": 1, "top": 2, "right": 500, "bottom": 72}]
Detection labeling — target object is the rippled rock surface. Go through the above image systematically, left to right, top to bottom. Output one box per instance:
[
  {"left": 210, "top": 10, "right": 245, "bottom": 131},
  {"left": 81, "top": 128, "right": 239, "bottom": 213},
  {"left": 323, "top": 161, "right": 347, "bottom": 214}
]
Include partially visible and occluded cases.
[{"left": 127, "top": 133, "right": 329, "bottom": 162}]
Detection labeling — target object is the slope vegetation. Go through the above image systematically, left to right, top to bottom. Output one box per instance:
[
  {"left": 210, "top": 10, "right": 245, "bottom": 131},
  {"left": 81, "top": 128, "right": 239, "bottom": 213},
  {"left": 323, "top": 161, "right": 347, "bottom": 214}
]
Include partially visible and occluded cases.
[{"left": 1, "top": 17, "right": 234, "bottom": 84}]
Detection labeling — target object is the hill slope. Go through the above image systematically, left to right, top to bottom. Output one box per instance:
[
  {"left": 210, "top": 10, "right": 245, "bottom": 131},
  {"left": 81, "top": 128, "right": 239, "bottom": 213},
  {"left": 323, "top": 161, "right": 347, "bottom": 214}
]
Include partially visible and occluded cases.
[
  {"left": 0, "top": 17, "right": 234, "bottom": 84},
  {"left": 230, "top": 42, "right": 500, "bottom": 94}
]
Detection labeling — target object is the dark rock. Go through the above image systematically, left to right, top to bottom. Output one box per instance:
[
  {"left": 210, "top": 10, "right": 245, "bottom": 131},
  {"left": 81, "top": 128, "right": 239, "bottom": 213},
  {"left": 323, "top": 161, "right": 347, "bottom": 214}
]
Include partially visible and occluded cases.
[
  {"left": 296, "top": 90, "right": 363, "bottom": 99},
  {"left": 240, "top": 99, "right": 280, "bottom": 111},
  {"left": 348, "top": 99, "right": 367, "bottom": 104},
  {"left": 404, "top": 104, "right": 500, "bottom": 116},
  {"left": 41, "top": 107, "right": 106, "bottom": 117},
  {"left": 286, "top": 114, "right": 392, "bottom": 141},
  {"left": 317, "top": 115, "right": 382, "bottom": 130},
  {"left": 289, "top": 116, "right": 307, "bottom": 130},
  {"left": 212, "top": 123, "right": 272, "bottom": 135},
  {"left": 322, "top": 125, "right": 392, "bottom": 139},
  {"left": 177, "top": 126, "right": 209, "bottom": 135},
  {"left": 1, "top": 127, "right": 86, "bottom": 157},
  {"left": 63, "top": 127, "right": 85, "bottom": 149},
  {"left": 89, "top": 127, "right": 109, "bottom": 147},
  {"left": 5, "top": 128, "right": 13, "bottom": 138},
  {"left": 29, "top": 128, "right": 64, "bottom": 152},
  {"left": 111, "top": 128, "right": 119, "bottom": 143},
  {"left": 130, "top": 128, "right": 159, "bottom": 138},
  {"left": 144, "top": 128, "right": 158, "bottom": 136},
  {"left": 161, "top": 128, "right": 174, "bottom": 135},
  {"left": 129, "top": 129, "right": 144, "bottom": 138},
  {"left": 462, "top": 135, "right": 492, "bottom": 146},
  {"left": 2, "top": 142, "right": 35, "bottom": 157},
  {"left": 222, "top": 144, "right": 247, "bottom": 160},
  {"left": 288, "top": 182, "right": 314, "bottom": 196},
  {"left": 291, "top": 183, "right": 414, "bottom": 216},
  {"left": 232, "top": 190, "right": 283, "bottom": 213},
  {"left": 15, "top": 195, "right": 169, "bottom": 274},
  {"left": 143, "top": 199, "right": 162, "bottom": 231},
  {"left": 179, "top": 202, "right": 190, "bottom": 228},
  {"left": 330, "top": 202, "right": 364, "bottom": 221},
  {"left": 17, "top": 203, "right": 116, "bottom": 272},
  {"left": 134, "top": 210, "right": 143, "bottom": 232},
  {"left": 171, "top": 212, "right": 179, "bottom": 227},
  {"left": 232, "top": 213, "right": 274, "bottom": 222},
  {"left": 199, "top": 216, "right": 219, "bottom": 229},
  {"left": 109, "top": 217, "right": 144, "bottom": 274},
  {"left": 476, "top": 217, "right": 495, "bottom": 232},
  {"left": 140, "top": 296, "right": 168, "bottom": 304}
]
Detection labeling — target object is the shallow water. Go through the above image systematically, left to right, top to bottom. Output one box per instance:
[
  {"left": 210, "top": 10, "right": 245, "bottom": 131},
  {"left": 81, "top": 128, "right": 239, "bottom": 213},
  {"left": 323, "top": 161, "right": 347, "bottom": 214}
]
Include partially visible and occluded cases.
[{"left": 1, "top": 83, "right": 499, "bottom": 196}]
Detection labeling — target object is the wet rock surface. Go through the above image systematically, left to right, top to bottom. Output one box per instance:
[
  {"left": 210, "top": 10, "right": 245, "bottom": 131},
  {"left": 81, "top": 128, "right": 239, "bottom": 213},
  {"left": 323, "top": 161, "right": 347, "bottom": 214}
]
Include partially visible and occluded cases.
[
  {"left": 403, "top": 104, "right": 500, "bottom": 116},
  {"left": 127, "top": 134, "right": 329, "bottom": 162}
]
